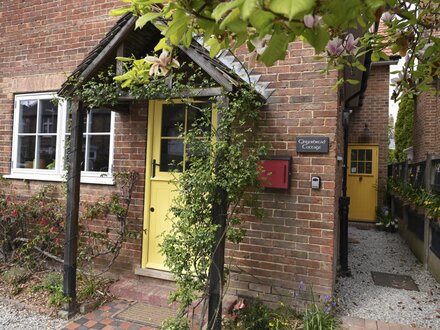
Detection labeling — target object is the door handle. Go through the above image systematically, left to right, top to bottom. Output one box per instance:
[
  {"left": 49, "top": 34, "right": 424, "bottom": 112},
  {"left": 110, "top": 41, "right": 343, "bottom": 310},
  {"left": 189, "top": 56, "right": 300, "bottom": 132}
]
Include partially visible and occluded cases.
[
  {"left": 152, "top": 159, "right": 160, "bottom": 178},
  {"left": 359, "top": 176, "right": 363, "bottom": 182},
  {"left": 150, "top": 207, "right": 155, "bottom": 212}
]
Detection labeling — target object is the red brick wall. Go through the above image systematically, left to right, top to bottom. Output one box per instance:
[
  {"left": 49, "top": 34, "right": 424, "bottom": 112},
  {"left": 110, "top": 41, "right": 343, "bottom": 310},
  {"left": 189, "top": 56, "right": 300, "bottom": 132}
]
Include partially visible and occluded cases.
[
  {"left": 0, "top": 0, "right": 146, "bottom": 273},
  {"left": 0, "top": 2, "right": 343, "bottom": 305},
  {"left": 227, "top": 43, "right": 341, "bottom": 305},
  {"left": 348, "top": 64, "right": 390, "bottom": 204},
  {"left": 414, "top": 89, "right": 440, "bottom": 162}
]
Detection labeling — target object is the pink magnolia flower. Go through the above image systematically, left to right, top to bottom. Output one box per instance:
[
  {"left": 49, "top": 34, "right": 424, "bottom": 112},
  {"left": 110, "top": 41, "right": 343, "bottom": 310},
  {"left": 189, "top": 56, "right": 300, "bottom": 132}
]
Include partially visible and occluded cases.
[
  {"left": 381, "top": 11, "right": 395, "bottom": 23},
  {"left": 303, "top": 14, "right": 323, "bottom": 28},
  {"left": 303, "top": 14, "right": 314, "bottom": 28},
  {"left": 344, "top": 33, "right": 359, "bottom": 55},
  {"left": 326, "top": 37, "right": 344, "bottom": 56},
  {"left": 144, "top": 50, "right": 180, "bottom": 77}
]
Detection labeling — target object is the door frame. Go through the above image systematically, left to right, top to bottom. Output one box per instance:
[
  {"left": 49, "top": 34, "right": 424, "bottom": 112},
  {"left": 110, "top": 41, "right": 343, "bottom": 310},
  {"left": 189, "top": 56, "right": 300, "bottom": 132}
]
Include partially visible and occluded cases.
[
  {"left": 141, "top": 100, "right": 156, "bottom": 269},
  {"left": 347, "top": 143, "right": 379, "bottom": 222}
]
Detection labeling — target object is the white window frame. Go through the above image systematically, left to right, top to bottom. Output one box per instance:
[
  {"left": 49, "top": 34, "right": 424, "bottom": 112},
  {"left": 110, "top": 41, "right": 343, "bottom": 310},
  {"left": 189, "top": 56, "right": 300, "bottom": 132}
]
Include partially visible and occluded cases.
[{"left": 6, "top": 92, "right": 115, "bottom": 185}]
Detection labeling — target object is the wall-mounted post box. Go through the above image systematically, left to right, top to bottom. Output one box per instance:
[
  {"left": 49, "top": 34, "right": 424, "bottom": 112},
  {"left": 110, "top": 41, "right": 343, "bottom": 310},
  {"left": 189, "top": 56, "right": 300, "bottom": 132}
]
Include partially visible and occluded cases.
[{"left": 259, "top": 156, "right": 292, "bottom": 190}]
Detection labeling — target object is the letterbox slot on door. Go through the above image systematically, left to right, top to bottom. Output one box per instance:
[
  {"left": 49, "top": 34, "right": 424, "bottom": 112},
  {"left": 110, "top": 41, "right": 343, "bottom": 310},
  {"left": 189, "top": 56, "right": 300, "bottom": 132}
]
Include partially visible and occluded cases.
[{"left": 259, "top": 156, "right": 292, "bottom": 189}]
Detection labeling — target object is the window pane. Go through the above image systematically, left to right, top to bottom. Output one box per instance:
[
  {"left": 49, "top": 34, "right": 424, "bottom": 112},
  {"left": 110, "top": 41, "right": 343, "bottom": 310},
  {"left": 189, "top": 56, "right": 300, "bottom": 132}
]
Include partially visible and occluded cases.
[
  {"left": 19, "top": 100, "right": 37, "bottom": 133},
  {"left": 40, "top": 100, "right": 58, "bottom": 133},
  {"left": 187, "top": 103, "right": 211, "bottom": 134},
  {"left": 162, "top": 104, "right": 185, "bottom": 137},
  {"left": 89, "top": 108, "right": 111, "bottom": 132},
  {"left": 86, "top": 135, "right": 110, "bottom": 172},
  {"left": 18, "top": 136, "right": 36, "bottom": 168},
  {"left": 37, "top": 136, "right": 56, "bottom": 169},
  {"left": 65, "top": 136, "right": 85, "bottom": 171},
  {"left": 160, "top": 139, "right": 183, "bottom": 172},
  {"left": 351, "top": 149, "right": 357, "bottom": 161},
  {"left": 358, "top": 149, "right": 365, "bottom": 161},
  {"left": 366, "top": 149, "right": 372, "bottom": 161},
  {"left": 350, "top": 162, "right": 357, "bottom": 173},
  {"left": 358, "top": 162, "right": 365, "bottom": 174},
  {"left": 365, "top": 162, "right": 372, "bottom": 174}
]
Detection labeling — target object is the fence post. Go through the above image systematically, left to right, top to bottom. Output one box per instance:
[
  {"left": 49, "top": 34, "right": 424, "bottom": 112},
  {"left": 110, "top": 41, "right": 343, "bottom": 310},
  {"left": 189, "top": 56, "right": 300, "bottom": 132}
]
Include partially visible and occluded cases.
[
  {"left": 424, "top": 154, "right": 433, "bottom": 269},
  {"left": 390, "top": 164, "right": 395, "bottom": 220}
]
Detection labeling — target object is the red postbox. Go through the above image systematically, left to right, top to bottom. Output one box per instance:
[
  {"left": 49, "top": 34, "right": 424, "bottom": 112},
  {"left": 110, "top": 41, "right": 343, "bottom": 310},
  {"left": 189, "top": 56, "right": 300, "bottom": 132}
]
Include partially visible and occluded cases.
[{"left": 258, "top": 156, "right": 292, "bottom": 189}]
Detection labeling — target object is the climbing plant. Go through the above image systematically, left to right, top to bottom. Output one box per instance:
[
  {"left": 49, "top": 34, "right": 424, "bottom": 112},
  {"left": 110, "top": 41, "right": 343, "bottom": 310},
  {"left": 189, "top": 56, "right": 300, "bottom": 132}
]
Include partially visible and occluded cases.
[
  {"left": 159, "top": 89, "right": 265, "bottom": 329},
  {"left": 394, "top": 94, "right": 414, "bottom": 162}
]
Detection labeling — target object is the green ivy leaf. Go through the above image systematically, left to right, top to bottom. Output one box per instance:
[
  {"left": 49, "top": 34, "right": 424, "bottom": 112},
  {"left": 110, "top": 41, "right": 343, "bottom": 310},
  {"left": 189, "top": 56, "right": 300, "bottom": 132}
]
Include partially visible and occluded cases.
[
  {"left": 212, "top": 0, "right": 245, "bottom": 21},
  {"left": 241, "top": 0, "right": 258, "bottom": 20},
  {"left": 269, "top": 0, "right": 315, "bottom": 20},
  {"left": 109, "top": 6, "right": 133, "bottom": 16},
  {"left": 219, "top": 7, "right": 241, "bottom": 30},
  {"left": 165, "top": 9, "right": 191, "bottom": 46},
  {"left": 249, "top": 10, "right": 275, "bottom": 35},
  {"left": 135, "top": 12, "right": 162, "bottom": 29},
  {"left": 302, "top": 27, "right": 330, "bottom": 53},
  {"left": 260, "top": 29, "right": 290, "bottom": 66},
  {"left": 154, "top": 37, "right": 172, "bottom": 52},
  {"left": 206, "top": 37, "right": 223, "bottom": 57},
  {"left": 371, "top": 51, "right": 380, "bottom": 62},
  {"left": 346, "top": 79, "right": 360, "bottom": 85}
]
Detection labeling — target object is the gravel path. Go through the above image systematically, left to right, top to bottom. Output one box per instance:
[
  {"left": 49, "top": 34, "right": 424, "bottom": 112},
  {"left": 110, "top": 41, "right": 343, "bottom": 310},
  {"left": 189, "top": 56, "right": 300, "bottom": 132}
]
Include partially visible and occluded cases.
[
  {"left": 336, "top": 226, "right": 440, "bottom": 329},
  {"left": 0, "top": 300, "right": 67, "bottom": 330}
]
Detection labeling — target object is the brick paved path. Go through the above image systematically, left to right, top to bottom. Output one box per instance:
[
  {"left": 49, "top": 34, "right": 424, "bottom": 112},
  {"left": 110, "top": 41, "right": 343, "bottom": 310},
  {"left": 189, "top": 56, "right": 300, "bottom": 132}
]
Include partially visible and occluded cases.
[
  {"left": 63, "top": 300, "right": 432, "bottom": 330},
  {"left": 63, "top": 300, "right": 156, "bottom": 330}
]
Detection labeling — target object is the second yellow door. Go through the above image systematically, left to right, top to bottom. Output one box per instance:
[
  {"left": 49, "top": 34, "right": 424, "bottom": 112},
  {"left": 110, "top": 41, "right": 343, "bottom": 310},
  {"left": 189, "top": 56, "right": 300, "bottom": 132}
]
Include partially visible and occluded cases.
[{"left": 347, "top": 145, "right": 379, "bottom": 222}]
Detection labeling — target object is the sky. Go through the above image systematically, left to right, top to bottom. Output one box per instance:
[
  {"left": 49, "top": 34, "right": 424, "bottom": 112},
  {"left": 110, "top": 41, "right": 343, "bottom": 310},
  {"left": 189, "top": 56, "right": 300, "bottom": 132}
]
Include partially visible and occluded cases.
[{"left": 389, "top": 58, "right": 405, "bottom": 121}]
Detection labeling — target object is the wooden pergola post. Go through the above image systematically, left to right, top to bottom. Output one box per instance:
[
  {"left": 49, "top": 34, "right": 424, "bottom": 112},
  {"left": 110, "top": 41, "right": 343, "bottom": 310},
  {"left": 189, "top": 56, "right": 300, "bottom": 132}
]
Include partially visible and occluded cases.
[{"left": 62, "top": 99, "right": 84, "bottom": 317}]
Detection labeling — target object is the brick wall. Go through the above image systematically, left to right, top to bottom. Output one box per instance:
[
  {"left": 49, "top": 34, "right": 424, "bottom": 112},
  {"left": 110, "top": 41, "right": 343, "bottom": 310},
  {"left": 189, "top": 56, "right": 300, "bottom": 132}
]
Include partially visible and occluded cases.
[
  {"left": 0, "top": 0, "right": 146, "bottom": 273},
  {"left": 0, "top": 2, "right": 343, "bottom": 305},
  {"left": 227, "top": 43, "right": 341, "bottom": 305},
  {"left": 348, "top": 64, "right": 390, "bottom": 204},
  {"left": 413, "top": 88, "right": 440, "bottom": 162}
]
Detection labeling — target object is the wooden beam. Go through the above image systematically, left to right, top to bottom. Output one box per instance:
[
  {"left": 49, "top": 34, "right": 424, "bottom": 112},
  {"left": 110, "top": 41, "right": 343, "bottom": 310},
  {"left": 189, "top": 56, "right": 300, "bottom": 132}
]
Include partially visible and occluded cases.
[
  {"left": 80, "top": 17, "right": 136, "bottom": 83},
  {"left": 178, "top": 45, "right": 234, "bottom": 92},
  {"left": 62, "top": 100, "right": 85, "bottom": 317}
]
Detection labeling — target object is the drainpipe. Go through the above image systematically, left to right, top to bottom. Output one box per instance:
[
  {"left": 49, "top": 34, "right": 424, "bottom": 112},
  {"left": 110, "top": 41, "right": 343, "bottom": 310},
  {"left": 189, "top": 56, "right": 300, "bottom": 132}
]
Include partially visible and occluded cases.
[
  {"left": 339, "top": 25, "right": 376, "bottom": 276},
  {"left": 339, "top": 110, "right": 351, "bottom": 276}
]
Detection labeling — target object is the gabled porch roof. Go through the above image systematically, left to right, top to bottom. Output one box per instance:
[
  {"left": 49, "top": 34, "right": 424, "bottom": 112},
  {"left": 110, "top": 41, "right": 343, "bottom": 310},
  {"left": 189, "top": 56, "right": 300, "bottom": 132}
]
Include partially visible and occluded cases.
[{"left": 58, "top": 14, "right": 273, "bottom": 100}]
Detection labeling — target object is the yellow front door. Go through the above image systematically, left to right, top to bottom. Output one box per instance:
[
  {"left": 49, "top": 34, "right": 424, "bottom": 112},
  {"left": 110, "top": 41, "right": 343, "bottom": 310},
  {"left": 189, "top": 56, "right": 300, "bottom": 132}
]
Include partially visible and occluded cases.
[
  {"left": 142, "top": 100, "right": 213, "bottom": 270},
  {"left": 347, "top": 145, "right": 379, "bottom": 222}
]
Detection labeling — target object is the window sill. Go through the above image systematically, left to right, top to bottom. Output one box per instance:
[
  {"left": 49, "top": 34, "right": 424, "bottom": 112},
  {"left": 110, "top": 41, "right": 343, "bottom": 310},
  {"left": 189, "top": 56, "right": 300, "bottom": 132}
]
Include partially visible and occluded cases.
[{"left": 4, "top": 173, "right": 115, "bottom": 185}]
